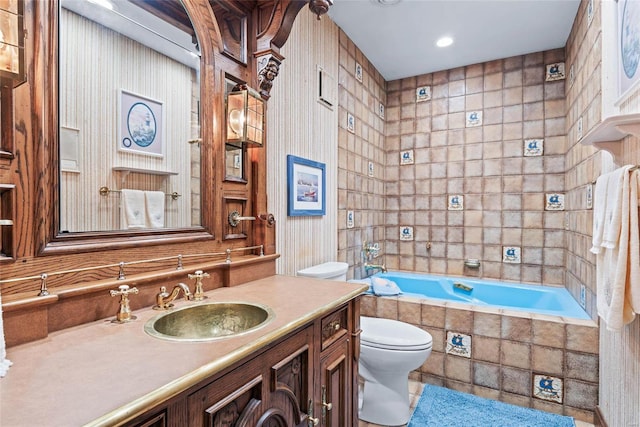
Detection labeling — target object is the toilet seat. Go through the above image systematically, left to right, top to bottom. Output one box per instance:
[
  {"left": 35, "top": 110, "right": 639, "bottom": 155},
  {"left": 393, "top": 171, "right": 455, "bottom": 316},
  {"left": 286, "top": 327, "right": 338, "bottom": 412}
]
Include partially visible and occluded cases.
[{"left": 361, "top": 316, "right": 432, "bottom": 351}]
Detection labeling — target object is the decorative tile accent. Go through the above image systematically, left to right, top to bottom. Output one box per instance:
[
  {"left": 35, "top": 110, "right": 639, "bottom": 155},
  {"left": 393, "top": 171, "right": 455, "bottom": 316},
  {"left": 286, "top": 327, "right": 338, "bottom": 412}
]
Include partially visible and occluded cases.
[
  {"left": 355, "top": 62, "right": 363, "bottom": 83},
  {"left": 545, "top": 62, "right": 566, "bottom": 81},
  {"left": 569, "top": 63, "right": 575, "bottom": 86},
  {"left": 416, "top": 86, "right": 431, "bottom": 102},
  {"left": 378, "top": 102, "right": 385, "bottom": 119},
  {"left": 466, "top": 111, "right": 482, "bottom": 127},
  {"left": 347, "top": 112, "right": 355, "bottom": 133},
  {"left": 577, "top": 116, "right": 583, "bottom": 140},
  {"left": 523, "top": 138, "right": 544, "bottom": 157},
  {"left": 400, "top": 149, "right": 415, "bottom": 165},
  {"left": 368, "top": 161, "right": 374, "bottom": 177},
  {"left": 586, "top": 183, "right": 593, "bottom": 209},
  {"left": 545, "top": 193, "right": 565, "bottom": 211},
  {"left": 448, "top": 194, "right": 464, "bottom": 211},
  {"left": 347, "top": 210, "right": 354, "bottom": 229},
  {"left": 400, "top": 226, "right": 414, "bottom": 241},
  {"left": 503, "top": 246, "right": 521, "bottom": 264},
  {"left": 580, "top": 284, "right": 586, "bottom": 309},
  {"left": 446, "top": 331, "right": 472, "bottom": 358},
  {"left": 533, "top": 374, "right": 563, "bottom": 404}
]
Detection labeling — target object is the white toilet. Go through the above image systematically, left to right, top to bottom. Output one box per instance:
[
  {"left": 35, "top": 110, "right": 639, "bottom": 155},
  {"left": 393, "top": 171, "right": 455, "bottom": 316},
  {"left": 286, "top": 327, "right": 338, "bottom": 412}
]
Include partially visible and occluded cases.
[
  {"left": 296, "top": 261, "right": 349, "bottom": 281},
  {"left": 297, "top": 262, "right": 433, "bottom": 426},
  {"left": 358, "top": 316, "right": 432, "bottom": 426}
]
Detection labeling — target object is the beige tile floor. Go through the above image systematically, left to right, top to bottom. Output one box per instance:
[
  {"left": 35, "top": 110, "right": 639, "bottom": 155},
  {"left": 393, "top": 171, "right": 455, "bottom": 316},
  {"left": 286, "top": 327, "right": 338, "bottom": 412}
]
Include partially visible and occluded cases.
[{"left": 358, "top": 380, "right": 595, "bottom": 427}]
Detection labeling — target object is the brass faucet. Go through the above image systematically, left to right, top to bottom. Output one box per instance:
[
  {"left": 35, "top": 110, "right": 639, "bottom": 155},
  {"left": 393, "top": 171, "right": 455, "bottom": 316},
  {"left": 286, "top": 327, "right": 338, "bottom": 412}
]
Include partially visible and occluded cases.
[
  {"left": 364, "top": 263, "right": 387, "bottom": 274},
  {"left": 187, "top": 270, "right": 210, "bottom": 301},
  {"left": 154, "top": 282, "right": 193, "bottom": 310}
]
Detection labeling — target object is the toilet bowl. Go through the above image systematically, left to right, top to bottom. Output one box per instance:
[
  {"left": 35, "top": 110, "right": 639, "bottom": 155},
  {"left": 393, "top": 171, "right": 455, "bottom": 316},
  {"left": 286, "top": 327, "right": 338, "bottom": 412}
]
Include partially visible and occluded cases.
[
  {"left": 297, "top": 263, "right": 432, "bottom": 425},
  {"left": 358, "top": 316, "right": 432, "bottom": 426}
]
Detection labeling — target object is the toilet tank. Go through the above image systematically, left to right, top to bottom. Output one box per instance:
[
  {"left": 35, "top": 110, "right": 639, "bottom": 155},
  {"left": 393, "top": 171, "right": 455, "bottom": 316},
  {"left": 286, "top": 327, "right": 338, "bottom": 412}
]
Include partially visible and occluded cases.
[{"left": 297, "top": 262, "right": 349, "bottom": 281}]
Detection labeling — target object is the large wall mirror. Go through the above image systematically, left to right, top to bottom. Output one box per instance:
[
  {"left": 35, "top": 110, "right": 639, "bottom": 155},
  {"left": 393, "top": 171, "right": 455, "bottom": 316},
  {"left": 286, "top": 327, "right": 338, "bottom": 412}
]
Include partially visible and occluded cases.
[{"left": 58, "top": 0, "right": 201, "bottom": 233}]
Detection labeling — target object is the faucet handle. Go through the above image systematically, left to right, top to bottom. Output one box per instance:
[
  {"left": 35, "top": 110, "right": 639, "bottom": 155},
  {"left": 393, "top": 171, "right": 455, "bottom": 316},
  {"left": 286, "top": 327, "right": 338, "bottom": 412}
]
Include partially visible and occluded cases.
[
  {"left": 187, "top": 270, "right": 209, "bottom": 301},
  {"left": 109, "top": 284, "right": 138, "bottom": 323}
]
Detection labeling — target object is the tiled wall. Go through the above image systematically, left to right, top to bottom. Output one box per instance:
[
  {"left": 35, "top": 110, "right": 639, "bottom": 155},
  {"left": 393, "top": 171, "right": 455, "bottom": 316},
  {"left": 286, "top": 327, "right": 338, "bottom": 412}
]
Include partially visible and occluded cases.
[
  {"left": 336, "top": 30, "right": 386, "bottom": 276},
  {"left": 382, "top": 52, "right": 569, "bottom": 285},
  {"left": 362, "top": 295, "right": 599, "bottom": 423}
]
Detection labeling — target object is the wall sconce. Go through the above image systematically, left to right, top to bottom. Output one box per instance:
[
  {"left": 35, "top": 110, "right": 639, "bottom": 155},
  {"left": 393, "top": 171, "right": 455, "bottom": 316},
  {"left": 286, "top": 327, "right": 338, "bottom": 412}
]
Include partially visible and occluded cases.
[
  {"left": 0, "top": 0, "right": 25, "bottom": 87},
  {"left": 226, "top": 84, "right": 265, "bottom": 146}
]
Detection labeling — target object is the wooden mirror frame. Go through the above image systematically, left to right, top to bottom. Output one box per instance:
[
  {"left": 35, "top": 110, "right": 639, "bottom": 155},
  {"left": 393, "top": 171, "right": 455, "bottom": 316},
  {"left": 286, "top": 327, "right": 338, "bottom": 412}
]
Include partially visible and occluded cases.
[{"left": 37, "top": 0, "right": 220, "bottom": 255}]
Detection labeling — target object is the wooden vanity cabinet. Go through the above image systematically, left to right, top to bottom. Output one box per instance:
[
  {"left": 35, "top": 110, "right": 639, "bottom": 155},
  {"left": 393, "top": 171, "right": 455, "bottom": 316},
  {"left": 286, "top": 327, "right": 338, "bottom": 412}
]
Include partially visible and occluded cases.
[{"left": 128, "top": 299, "right": 359, "bottom": 427}]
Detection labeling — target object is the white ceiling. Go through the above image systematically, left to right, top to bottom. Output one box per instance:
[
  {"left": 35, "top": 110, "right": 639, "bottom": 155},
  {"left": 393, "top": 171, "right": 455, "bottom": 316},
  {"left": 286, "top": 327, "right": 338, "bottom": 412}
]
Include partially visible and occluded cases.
[{"left": 328, "top": 0, "right": 581, "bottom": 81}]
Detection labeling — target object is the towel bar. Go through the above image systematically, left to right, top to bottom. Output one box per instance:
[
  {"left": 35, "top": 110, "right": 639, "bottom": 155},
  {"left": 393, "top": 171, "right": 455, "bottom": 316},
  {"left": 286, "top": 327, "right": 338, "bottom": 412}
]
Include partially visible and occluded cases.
[{"left": 99, "top": 186, "right": 181, "bottom": 200}]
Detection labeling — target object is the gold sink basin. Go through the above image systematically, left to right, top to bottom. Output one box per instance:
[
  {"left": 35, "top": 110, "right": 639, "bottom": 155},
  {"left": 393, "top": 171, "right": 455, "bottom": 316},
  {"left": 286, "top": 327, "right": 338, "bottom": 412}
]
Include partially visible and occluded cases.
[{"left": 144, "top": 302, "right": 274, "bottom": 342}]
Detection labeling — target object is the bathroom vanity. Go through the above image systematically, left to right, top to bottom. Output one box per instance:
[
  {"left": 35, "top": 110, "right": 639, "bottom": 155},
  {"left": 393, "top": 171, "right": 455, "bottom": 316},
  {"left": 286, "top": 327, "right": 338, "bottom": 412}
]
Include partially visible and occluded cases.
[{"left": 0, "top": 276, "right": 367, "bottom": 427}]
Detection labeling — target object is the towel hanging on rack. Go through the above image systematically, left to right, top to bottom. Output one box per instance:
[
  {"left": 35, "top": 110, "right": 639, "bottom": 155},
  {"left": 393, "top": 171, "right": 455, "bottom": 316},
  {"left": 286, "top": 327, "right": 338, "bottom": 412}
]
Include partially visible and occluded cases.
[
  {"left": 593, "top": 165, "right": 639, "bottom": 330},
  {"left": 120, "top": 189, "right": 146, "bottom": 229},
  {"left": 144, "top": 191, "right": 165, "bottom": 228}
]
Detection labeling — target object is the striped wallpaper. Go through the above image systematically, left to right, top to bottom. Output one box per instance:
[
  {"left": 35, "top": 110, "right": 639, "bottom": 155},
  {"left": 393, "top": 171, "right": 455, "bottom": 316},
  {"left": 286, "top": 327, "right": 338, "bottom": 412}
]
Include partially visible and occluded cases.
[{"left": 266, "top": 9, "right": 339, "bottom": 276}]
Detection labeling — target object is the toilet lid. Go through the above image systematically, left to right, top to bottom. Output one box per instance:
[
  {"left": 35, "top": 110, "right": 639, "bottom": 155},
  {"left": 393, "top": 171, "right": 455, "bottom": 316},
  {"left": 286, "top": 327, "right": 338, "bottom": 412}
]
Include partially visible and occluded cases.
[{"left": 360, "top": 316, "right": 432, "bottom": 351}]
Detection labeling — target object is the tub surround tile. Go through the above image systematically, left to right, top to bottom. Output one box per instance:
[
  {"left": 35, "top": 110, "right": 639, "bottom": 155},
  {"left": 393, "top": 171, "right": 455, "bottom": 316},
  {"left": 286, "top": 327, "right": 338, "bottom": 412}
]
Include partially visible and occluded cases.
[
  {"left": 398, "top": 299, "right": 421, "bottom": 324},
  {"left": 421, "top": 303, "right": 446, "bottom": 328},
  {"left": 445, "top": 308, "right": 474, "bottom": 334},
  {"left": 473, "top": 312, "right": 502, "bottom": 338},
  {"left": 502, "top": 316, "right": 532, "bottom": 342},
  {"left": 565, "top": 323, "right": 599, "bottom": 354},
  {"left": 472, "top": 335, "right": 502, "bottom": 364},
  {"left": 502, "top": 341, "right": 532, "bottom": 369},
  {"left": 531, "top": 346, "right": 565, "bottom": 379},
  {"left": 565, "top": 351, "right": 599, "bottom": 383},
  {"left": 445, "top": 356, "right": 473, "bottom": 383},
  {"left": 473, "top": 362, "right": 501, "bottom": 389},
  {"left": 502, "top": 367, "right": 532, "bottom": 396},
  {"left": 564, "top": 379, "right": 598, "bottom": 410}
]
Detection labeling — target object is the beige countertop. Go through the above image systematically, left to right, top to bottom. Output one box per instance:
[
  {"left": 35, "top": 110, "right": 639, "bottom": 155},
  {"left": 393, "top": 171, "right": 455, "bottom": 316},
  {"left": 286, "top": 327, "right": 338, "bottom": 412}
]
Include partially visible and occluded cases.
[{"left": 0, "top": 275, "right": 367, "bottom": 427}]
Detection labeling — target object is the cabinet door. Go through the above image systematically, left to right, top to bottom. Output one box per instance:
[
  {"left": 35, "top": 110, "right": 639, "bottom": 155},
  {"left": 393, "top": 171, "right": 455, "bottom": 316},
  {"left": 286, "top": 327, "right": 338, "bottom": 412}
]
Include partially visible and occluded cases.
[
  {"left": 188, "top": 326, "right": 313, "bottom": 427},
  {"left": 319, "top": 339, "right": 350, "bottom": 427}
]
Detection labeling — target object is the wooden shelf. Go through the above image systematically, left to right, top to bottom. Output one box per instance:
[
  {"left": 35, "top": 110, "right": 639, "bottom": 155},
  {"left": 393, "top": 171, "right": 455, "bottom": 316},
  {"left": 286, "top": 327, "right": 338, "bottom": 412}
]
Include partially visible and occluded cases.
[
  {"left": 580, "top": 113, "right": 640, "bottom": 165},
  {"left": 112, "top": 166, "right": 178, "bottom": 176}
]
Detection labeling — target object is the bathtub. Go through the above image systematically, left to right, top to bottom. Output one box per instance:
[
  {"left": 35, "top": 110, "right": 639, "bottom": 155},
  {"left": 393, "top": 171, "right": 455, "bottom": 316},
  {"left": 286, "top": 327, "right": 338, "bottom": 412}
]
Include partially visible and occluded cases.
[{"left": 371, "top": 271, "right": 590, "bottom": 320}]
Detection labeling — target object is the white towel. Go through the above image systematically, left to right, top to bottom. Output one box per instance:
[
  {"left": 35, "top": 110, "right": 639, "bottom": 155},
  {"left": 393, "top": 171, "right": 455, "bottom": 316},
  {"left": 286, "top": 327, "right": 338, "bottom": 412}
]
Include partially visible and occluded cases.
[
  {"left": 596, "top": 165, "right": 637, "bottom": 330},
  {"left": 602, "top": 167, "right": 627, "bottom": 249},
  {"left": 629, "top": 170, "right": 640, "bottom": 314},
  {"left": 590, "top": 172, "right": 610, "bottom": 254},
  {"left": 120, "top": 189, "right": 146, "bottom": 229},
  {"left": 144, "top": 191, "right": 165, "bottom": 228},
  {"left": 371, "top": 277, "right": 401, "bottom": 296},
  {"left": 0, "top": 292, "right": 12, "bottom": 377}
]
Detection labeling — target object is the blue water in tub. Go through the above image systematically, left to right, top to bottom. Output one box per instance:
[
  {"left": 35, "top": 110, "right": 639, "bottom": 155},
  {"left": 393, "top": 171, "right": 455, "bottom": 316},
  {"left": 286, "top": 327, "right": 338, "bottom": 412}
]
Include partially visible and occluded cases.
[{"left": 370, "top": 271, "right": 590, "bottom": 320}]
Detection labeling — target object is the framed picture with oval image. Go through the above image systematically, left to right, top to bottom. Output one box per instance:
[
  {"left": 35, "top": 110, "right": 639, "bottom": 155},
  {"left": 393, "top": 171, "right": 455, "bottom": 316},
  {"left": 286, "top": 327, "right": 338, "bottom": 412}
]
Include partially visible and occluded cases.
[
  {"left": 118, "top": 89, "right": 164, "bottom": 157},
  {"left": 287, "top": 155, "right": 325, "bottom": 216}
]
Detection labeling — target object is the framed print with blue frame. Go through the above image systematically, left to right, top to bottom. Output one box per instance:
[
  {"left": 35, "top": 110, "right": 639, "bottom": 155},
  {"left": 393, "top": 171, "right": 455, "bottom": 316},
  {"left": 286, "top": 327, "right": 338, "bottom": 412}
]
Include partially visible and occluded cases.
[
  {"left": 118, "top": 89, "right": 164, "bottom": 157},
  {"left": 287, "top": 155, "right": 326, "bottom": 216}
]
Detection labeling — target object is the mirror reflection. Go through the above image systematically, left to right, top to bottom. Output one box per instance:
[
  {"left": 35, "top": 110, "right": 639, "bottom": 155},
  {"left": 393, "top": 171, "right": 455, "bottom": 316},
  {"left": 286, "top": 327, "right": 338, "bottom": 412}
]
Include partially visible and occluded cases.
[{"left": 59, "top": 0, "right": 201, "bottom": 233}]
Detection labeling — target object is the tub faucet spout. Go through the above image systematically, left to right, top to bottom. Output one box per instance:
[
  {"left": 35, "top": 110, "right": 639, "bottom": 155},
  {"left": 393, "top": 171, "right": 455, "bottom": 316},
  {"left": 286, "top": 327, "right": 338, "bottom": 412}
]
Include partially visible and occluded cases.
[
  {"left": 365, "top": 263, "right": 387, "bottom": 274},
  {"left": 154, "top": 282, "right": 193, "bottom": 310}
]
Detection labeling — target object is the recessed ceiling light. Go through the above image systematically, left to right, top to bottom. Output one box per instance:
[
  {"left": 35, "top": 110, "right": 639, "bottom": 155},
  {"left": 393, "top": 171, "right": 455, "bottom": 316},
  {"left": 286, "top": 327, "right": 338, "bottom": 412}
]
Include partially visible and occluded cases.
[{"left": 436, "top": 36, "right": 454, "bottom": 48}]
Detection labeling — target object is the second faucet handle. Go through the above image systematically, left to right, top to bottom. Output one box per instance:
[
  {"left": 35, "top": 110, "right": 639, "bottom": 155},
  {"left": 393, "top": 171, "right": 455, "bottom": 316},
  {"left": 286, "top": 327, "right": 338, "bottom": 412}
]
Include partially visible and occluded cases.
[{"left": 188, "top": 270, "right": 210, "bottom": 301}]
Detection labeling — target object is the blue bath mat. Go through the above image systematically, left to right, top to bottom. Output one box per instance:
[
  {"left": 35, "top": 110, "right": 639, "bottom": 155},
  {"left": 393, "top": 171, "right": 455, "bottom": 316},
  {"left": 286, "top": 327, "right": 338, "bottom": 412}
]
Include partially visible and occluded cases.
[{"left": 408, "top": 384, "right": 575, "bottom": 427}]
